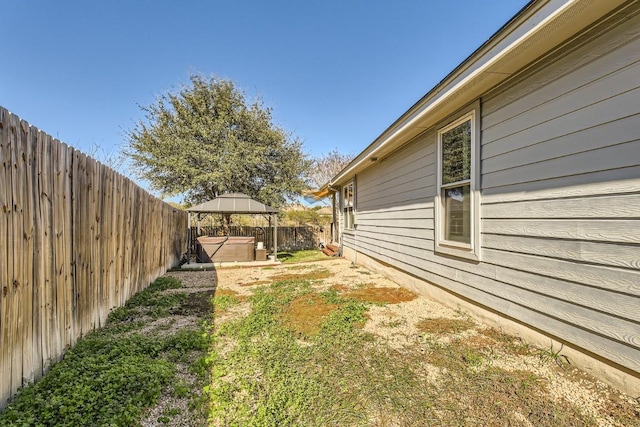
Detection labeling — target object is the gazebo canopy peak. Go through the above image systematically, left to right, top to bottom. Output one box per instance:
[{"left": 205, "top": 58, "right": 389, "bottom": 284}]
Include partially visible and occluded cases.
[{"left": 187, "top": 192, "right": 279, "bottom": 214}]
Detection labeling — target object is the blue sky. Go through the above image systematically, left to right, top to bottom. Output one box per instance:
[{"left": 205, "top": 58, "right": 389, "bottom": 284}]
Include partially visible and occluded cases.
[{"left": 2, "top": 0, "right": 528, "bottom": 171}]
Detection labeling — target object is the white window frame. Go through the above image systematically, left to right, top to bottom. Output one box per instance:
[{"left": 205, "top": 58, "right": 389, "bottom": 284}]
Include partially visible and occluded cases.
[
  {"left": 435, "top": 104, "right": 481, "bottom": 261},
  {"left": 342, "top": 180, "right": 355, "bottom": 231}
]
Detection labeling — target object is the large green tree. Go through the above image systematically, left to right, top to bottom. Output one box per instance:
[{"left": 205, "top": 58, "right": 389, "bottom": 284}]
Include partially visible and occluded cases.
[{"left": 126, "top": 74, "right": 311, "bottom": 208}]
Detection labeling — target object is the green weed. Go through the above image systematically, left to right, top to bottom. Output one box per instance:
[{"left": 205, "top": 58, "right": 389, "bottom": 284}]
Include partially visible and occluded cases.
[
  {"left": 277, "top": 250, "right": 328, "bottom": 264},
  {"left": 206, "top": 274, "right": 604, "bottom": 426},
  {"left": 0, "top": 275, "right": 213, "bottom": 427},
  {"left": 208, "top": 280, "right": 440, "bottom": 426},
  {"left": 208, "top": 282, "right": 369, "bottom": 426},
  {"left": 213, "top": 294, "right": 240, "bottom": 313},
  {"left": 0, "top": 334, "right": 174, "bottom": 427},
  {"left": 538, "top": 342, "right": 571, "bottom": 369}
]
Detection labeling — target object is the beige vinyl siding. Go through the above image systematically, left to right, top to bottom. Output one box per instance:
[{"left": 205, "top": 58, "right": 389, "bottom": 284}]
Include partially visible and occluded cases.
[
  {"left": 344, "top": 6, "right": 640, "bottom": 375},
  {"left": 479, "top": 6, "right": 640, "bottom": 372},
  {"left": 348, "top": 131, "right": 436, "bottom": 261},
  {"left": 357, "top": 137, "right": 436, "bottom": 211},
  {"left": 483, "top": 219, "right": 640, "bottom": 244}
]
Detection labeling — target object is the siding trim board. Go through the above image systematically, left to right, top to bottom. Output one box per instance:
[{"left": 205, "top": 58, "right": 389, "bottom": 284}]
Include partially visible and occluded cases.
[
  {"left": 332, "top": 1, "right": 640, "bottom": 394},
  {"left": 481, "top": 88, "right": 640, "bottom": 164},
  {"left": 482, "top": 113, "right": 640, "bottom": 175},
  {"left": 482, "top": 140, "right": 640, "bottom": 189},
  {"left": 357, "top": 145, "right": 435, "bottom": 195},
  {"left": 481, "top": 165, "right": 640, "bottom": 203},
  {"left": 359, "top": 173, "right": 436, "bottom": 201},
  {"left": 482, "top": 193, "right": 640, "bottom": 219},
  {"left": 356, "top": 206, "right": 434, "bottom": 219},
  {"left": 483, "top": 219, "right": 640, "bottom": 245},
  {"left": 483, "top": 234, "right": 640, "bottom": 270},
  {"left": 482, "top": 249, "right": 640, "bottom": 296}
]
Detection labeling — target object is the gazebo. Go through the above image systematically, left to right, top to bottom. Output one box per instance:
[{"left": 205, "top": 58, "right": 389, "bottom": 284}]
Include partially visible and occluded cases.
[{"left": 186, "top": 193, "right": 279, "bottom": 263}]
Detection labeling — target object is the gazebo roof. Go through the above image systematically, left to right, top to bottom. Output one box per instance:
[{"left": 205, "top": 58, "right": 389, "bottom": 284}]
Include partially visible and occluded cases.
[{"left": 187, "top": 193, "right": 278, "bottom": 214}]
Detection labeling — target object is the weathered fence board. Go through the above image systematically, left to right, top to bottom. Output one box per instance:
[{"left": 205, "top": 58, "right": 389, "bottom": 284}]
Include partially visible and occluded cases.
[
  {"left": 0, "top": 107, "right": 188, "bottom": 408},
  {"left": 0, "top": 109, "right": 9, "bottom": 407},
  {"left": 9, "top": 114, "right": 22, "bottom": 401}
]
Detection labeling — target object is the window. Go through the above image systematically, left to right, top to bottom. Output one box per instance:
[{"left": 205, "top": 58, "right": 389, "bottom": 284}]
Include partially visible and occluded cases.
[
  {"left": 436, "top": 107, "right": 480, "bottom": 260},
  {"left": 342, "top": 180, "right": 355, "bottom": 230}
]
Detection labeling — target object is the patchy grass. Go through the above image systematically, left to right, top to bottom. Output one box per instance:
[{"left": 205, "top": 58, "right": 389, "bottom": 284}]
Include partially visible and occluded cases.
[
  {"left": 277, "top": 250, "right": 328, "bottom": 264},
  {"left": 7, "top": 259, "right": 637, "bottom": 426},
  {"left": 206, "top": 260, "right": 640, "bottom": 426},
  {"left": 283, "top": 264, "right": 315, "bottom": 270},
  {"left": 270, "top": 267, "right": 332, "bottom": 282},
  {"left": 0, "top": 276, "right": 212, "bottom": 427},
  {"left": 209, "top": 278, "right": 595, "bottom": 426},
  {"left": 239, "top": 279, "right": 271, "bottom": 287},
  {"left": 208, "top": 282, "right": 372, "bottom": 426},
  {"left": 279, "top": 282, "right": 418, "bottom": 338},
  {"left": 344, "top": 285, "right": 418, "bottom": 305},
  {"left": 214, "top": 288, "right": 241, "bottom": 298},
  {"left": 212, "top": 289, "right": 245, "bottom": 314},
  {"left": 174, "top": 290, "right": 215, "bottom": 316},
  {"left": 280, "top": 293, "right": 340, "bottom": 337},
  {"left": 416, "top": 317, "right": 475, "bottom": 335},
  {"left": 478, "top": 327, "right": 532, "bottom": 355},
  {"left": 0, "top": 335, "right": 175, "bottom": 427},
  {"left": 449, "top": 367, "right": 589, "bottom": 426}
]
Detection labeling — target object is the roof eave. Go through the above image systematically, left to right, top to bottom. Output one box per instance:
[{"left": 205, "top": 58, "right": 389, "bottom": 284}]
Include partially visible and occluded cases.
[
  {"left": 330, "top": 0, "right": 627, "bottom": 187},
  {"left": 303, "top": 183, "right": 334, "bottom": 200}
]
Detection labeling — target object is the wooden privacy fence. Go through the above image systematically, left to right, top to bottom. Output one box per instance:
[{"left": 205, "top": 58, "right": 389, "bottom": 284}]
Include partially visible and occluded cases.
[
  {"left": 0, "top": 107, "right": 188, "bottom": 408},
  {"left": 192, "top": 225, "right": 330, "bottom": 253}
]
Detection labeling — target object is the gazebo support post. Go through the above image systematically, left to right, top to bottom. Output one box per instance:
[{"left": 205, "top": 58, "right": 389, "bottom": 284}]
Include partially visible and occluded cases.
[
  {"left": 187, "top": 212, "right": 192, "bottom": 263},
  {"left": 273, "top": 213, "right": 278, "bottom": 262}
]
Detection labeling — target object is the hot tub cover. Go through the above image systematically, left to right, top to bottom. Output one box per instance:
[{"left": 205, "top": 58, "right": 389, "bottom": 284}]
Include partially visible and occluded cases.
[{"left": 196, "top": 236, "right": 255, "bottom": 245}]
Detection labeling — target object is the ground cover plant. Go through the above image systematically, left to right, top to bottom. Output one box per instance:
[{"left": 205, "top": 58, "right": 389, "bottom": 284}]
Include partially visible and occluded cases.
[
  {"left": 277, "top": 249, "right": 328, "bottom": 264},
  {"left": 2, "top": 257, "right": 638, "bottom": 426},
  {"left": 208, "top": 259, "right": 640, "bottom": 427},
  {"left": 0, "top": 277, "right": 213, "bottom": 427}
]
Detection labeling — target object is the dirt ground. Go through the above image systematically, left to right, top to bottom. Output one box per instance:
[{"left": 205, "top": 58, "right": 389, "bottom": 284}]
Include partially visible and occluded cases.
[{"left": 162, "top": 258, "right": 639, "bottom": 427}]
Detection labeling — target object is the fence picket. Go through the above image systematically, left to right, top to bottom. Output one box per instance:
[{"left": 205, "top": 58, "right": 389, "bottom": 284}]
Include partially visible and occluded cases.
[
  {"left": 0, "top": 109, "right": 12, "bottom": 406},
  {"left": 9, "top": 113, "right": 23, "bottom": 398},
  {"left": 21, "top": 120, "right": 34, "bottom": 385},
  {"left": 41, "top": 132, "right": 54, "bottom": 372},
  {"left": 63, "top": 144, "right": 74, "bottom": 348}
]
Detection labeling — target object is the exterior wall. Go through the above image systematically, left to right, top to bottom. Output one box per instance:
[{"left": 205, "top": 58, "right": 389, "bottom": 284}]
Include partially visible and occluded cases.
[{"left": 341, "top": 7, "right": 640, "bottom": 393}]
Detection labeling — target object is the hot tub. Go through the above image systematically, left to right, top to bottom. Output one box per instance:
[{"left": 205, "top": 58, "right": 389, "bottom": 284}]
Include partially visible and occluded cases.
[{"left": 196, "top": 236, "right": 255, "bottom": 262}]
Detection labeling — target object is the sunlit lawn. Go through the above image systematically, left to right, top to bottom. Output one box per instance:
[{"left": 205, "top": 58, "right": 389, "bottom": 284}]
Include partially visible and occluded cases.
[{"left": 277, "top": 249, "right": 329, "bottom": 263}]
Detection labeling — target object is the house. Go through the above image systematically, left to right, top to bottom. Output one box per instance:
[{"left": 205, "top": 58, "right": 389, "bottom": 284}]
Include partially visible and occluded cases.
[{"left": 325, "top": 0, "right": 640, "bottom": 394}]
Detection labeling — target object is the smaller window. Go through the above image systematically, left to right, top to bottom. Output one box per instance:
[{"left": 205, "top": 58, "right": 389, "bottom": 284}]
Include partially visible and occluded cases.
[{"left": 342, "top": 181, "right": 355, "bottom": 230}]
